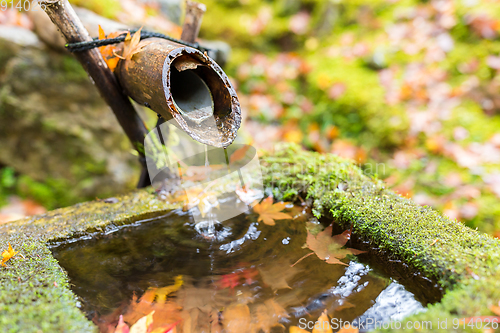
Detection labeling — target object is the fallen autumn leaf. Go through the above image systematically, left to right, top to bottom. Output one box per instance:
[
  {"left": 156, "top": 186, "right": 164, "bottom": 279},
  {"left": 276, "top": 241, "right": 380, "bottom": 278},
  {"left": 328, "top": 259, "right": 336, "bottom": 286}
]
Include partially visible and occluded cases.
[
  {"left": 253, "top": 196, "right": 293, "bottom": 226},
  {"left": 1, "top": 242, "right": 18, "bottom": 267}
]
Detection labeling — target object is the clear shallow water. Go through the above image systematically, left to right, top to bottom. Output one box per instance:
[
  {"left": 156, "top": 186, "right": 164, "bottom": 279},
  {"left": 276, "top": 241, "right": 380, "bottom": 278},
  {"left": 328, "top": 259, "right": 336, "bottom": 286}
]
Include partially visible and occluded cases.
[{"left": 51, "top": 204, "right": 431, "bottom": 332}]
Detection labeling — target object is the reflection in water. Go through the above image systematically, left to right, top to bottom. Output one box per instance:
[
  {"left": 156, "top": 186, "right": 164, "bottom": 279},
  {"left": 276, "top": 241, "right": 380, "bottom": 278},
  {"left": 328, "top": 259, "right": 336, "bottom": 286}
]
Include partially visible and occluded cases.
[
  {"left": 51, "top": 203, "right": 430, "bottom": 332},
  {"left": 355, "top": 282, "right": 424, "bottom": 330}
]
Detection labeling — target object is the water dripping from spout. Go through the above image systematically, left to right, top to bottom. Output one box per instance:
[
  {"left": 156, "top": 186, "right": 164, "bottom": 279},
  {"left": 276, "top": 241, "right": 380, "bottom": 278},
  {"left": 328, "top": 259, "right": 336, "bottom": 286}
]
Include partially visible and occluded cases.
[{"left": 194, "top": 145, "right": 219, "bottom": 240}]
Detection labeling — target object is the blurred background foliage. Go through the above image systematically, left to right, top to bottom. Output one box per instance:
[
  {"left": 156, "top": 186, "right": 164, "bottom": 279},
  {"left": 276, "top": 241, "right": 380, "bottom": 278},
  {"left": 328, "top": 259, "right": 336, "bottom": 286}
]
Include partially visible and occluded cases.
[{"left": 1, "top": 0, "right": 500, "bottom": 236}]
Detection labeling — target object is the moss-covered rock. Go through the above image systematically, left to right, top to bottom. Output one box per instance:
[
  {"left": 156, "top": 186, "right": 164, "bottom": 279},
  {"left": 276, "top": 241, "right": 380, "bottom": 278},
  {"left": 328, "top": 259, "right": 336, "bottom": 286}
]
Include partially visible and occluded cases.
[
  {"left": 0, "top": 27, "right": 149, "bottom": 209},
  {"left": 0, "top": 144, "right": 499, "bottom": 332},
  {"left": 261, "top": 144, "right": 500, "bottom": 332}
]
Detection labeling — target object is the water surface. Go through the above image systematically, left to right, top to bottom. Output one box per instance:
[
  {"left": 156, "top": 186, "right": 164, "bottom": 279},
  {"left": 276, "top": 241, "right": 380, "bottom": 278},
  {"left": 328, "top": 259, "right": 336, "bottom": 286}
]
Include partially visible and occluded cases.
[{"left": 52, "top": 202, "right": 432, "bottom": 332}]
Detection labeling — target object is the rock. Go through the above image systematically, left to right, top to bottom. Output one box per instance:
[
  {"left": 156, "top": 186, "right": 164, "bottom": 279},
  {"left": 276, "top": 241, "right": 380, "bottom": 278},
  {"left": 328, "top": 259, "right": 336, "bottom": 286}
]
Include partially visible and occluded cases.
[
  {"left": 0, "top": 25, "right": 146, "bottom": 205},
  {"left": 0, "top": 26, "right": 42, "bottom": 48}
]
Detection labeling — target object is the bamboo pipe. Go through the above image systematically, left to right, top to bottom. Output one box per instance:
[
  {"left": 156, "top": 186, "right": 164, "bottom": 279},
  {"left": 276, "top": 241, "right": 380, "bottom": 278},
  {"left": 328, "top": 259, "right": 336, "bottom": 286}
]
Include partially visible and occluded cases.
[{"left": 116, "top": 38, "right": 241, "bottom": 148}]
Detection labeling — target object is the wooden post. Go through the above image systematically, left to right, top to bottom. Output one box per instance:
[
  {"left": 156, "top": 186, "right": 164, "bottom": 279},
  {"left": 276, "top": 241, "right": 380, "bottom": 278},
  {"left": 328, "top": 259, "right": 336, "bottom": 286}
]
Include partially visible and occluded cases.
[
  {"left": 39, "top": 0, "right": 151, "bottom": 187},
  {"left": 180, "top": 1, "right": 206, "bottom": 43}
]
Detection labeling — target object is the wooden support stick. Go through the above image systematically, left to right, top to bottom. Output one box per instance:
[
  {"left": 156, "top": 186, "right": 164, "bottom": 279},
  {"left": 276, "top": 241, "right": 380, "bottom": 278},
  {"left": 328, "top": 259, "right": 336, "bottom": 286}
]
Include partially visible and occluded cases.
[
  {"left": 39, "top": 0, "right": 151, "bottom": 187},
  {"left": 180, "top": 1, "right": 206, "bottom": 43}
]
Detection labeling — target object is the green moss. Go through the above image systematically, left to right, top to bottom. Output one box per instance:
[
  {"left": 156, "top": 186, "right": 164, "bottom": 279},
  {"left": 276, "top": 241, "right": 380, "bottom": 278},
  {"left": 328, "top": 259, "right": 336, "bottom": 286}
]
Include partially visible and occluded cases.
[
  {"left": 1, "top": 144, "right": 499, "bottom": 331},
  {"left": 260, "top": 144, "right": 500, "bottom": 332},
  {"left": 0, "top": 188, "right": 184, "bottom": 332},
  {"left": 0, "top": 237, "right": 95, "bottom": 332}
]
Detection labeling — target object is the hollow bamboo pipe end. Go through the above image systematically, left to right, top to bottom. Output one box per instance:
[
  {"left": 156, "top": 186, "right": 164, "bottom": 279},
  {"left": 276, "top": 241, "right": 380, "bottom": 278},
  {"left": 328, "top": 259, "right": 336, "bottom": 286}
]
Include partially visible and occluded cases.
[
  {"left": 117, "top": 39, "right": 241, "bottom": 148},
  {"left": 162, "top": 46, "right": 241, "bottom": 148}
]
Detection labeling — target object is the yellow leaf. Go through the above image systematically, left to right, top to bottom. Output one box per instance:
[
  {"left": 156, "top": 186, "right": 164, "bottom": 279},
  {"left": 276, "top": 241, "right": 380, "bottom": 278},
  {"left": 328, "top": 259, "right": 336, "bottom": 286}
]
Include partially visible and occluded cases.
[
  {"left": 98, "top": 25, "right": 106, "bottom": 40},
  {"left": 123, "top": 27, "right": 145, "bottom": 61},
  {"left": 253, "top": 196, "right": 292, "bottom": 226},
  {"left": 1, "top": 243, "right": 18, "bottom": 267},
  {"left": 154, "top": 275, "right": 183, "bottom": 304},
  {"left": 130, "top": 310, "right": 155, "bottom": 333},
  {"left": 312, "top": 310, "right": 332, "bottom": 333},
  {"left": 289, "top": 326, "right": 310, "bottom": 333}
]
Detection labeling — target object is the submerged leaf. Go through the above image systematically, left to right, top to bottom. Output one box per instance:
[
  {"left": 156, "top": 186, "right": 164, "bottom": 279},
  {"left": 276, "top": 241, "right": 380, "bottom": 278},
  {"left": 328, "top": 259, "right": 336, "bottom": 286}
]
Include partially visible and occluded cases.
[
  {"left": 180, "top": 165, "right": 224, "bottom": 181},
  {"left": 253, "top": 196, "right": 293, "bottom": 226},
  {"left": 306, "top": 225, "right": 365, "bottom": 265},
  {"left": 259, "top": 262, "right": 297, "bottom": 291},
  {"left": 219, "top": 272, "right": 241, "bottom": 290},
  {"left": 152, "top": 275, "right": 183, "bottom": 304},
  {"left": 251, "top": 299, "right": 289, "bottom": 333},
  {"left": 223, "top": 304, "right": 251, "bottom": 333},
  {"left": 129, "top": 310, "right": 155, "bottom": 333},
  {"left": 289, "top": 311, "right": 341, "bottom": 333},
  {"left": 312, "top": 311, "right": 332, "bottom": 333}
]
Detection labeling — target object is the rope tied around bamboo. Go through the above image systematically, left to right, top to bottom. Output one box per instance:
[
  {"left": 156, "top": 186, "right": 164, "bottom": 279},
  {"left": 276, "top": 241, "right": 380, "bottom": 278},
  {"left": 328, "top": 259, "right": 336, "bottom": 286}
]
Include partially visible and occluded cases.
[
  {"left": 68, "top": 28, "right": 240, "bottom": 148},
  {"left": 64, "top": 29, "right": 212, "bottom": 53}
]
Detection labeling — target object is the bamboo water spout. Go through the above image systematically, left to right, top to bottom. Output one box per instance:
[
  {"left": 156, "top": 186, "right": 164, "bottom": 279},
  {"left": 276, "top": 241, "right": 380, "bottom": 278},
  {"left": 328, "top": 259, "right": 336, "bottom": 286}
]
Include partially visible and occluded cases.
[{"left": 115, "top": 38, "right": 241, "bottom": 148}]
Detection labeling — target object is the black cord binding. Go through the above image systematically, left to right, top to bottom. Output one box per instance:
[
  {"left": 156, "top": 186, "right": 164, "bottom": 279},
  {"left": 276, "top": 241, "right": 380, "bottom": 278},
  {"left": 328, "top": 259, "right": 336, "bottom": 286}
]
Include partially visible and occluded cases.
[{"left": 65, "top": 29, "right": 211, "bottom": 53}]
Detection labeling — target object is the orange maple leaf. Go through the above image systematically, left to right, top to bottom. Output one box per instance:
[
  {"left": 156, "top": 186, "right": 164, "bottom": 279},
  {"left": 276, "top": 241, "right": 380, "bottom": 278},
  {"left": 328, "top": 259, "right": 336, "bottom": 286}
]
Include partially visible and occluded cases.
[
  {"left": 97, "top": 25, "right": 123, "bottom": 72},
  {"left": 253, "top": 196, "right": 293, "bottom": 226},
  {"left": 1, "top": 242, "right": 18, "bottom": 267}
]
